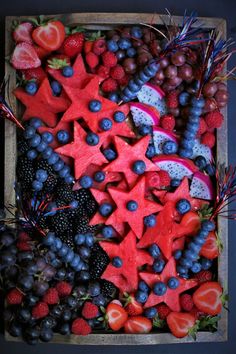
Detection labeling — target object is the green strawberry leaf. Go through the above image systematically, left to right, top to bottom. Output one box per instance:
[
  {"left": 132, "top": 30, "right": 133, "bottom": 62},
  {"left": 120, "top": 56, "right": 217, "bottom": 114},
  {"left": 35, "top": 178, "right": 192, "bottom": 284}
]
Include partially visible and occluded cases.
[
  {"left": 47, "top": 58, "right": 68, "bottom": 69},
  {"left": 198, "top": 204, "right": 213, "bottom": 221},
  {"left": 215, "top": 231, "right": 224, "bottom": 253},
  {"left": 198, "top": 315, "right": 220, "bottom": 332},
  {"left": 152, "top": 317, "right": 166, "bottom": 328},
  {"left": 188, "top": 320, "right": 200, "bottom": 341}
]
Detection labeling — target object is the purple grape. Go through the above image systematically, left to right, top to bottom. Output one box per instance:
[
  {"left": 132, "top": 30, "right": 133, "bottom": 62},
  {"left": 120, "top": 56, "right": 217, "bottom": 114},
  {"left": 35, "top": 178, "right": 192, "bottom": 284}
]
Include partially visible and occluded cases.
[{"left": 33, "top": 280, "right": 49, "bottom": 296}]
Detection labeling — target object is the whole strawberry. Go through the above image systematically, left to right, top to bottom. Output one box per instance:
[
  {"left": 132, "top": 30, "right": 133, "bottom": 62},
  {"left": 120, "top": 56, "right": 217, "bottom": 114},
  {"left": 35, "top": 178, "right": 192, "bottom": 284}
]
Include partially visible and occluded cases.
[
  {"left": 12, "top": 21, "right": 33, "bottom": 44},
  {"left": 62, "top": 32, "right": 85, "bottom": 57},
  {"left": 85, "top": 52, "right": 99, "bottom": 69},
  {"left": 21, "top": 67, "right": 47, "bottom": 84},
  {"left": 124, "top": 293, "right": 143, "bottom": 316},
  {"left": 71, "top": 318, "right": 92, "bottom": 335}
]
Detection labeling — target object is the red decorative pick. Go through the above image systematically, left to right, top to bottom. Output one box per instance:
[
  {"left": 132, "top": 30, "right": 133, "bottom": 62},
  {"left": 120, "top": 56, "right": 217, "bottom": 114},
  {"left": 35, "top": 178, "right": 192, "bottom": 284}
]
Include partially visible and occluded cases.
[
  {"left": 14, "top": 78, "right": 70, "bottom": 127},
  {"left": 0, "top": 99, "right": 24, "bottom": 130},
  {"left": 38, "top": 120, "right": 71, "bottom": 149},
  {"left": 55, "top": 121, "right": 107, "bottom": 180},
  {"left": 104, "top": 136, "right": 159, "bottom": 188},
  {"left": 106, "top": 176, "right": 163, "bottom": 239},
  {"left": 137, "top": 202, "right": 200, "bottom": 259},
  {"left": 100, "top": 231, "right": 153, "bottom": 293},
  {"left": 140, "top": 257, "right": 197, "bottom": 310}
]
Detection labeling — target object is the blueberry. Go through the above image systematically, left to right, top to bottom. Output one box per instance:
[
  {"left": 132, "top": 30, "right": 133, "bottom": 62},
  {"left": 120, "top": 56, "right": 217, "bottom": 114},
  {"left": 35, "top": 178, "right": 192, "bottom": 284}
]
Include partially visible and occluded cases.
[
  {"left": 131, "top": 26, "right": 143, "bottom": 38},
  {"left": 118, "top": 38, "right": 132, "bottom": 50},
  {"left": 107, "top": 39, "right": 119, "bottom": 52},
  {"left": 127, "top": 47, "right": 137, "bottom": 57},
  {"left": 148, "top": 61, "right": 159, "bottom": 73},
  {"left": 143, "top": 65, "right": 157, "bottom": 77},
  {"left": 62, "top": 66, "right": 74, "bottom": 77},
  {"left": 138, "top": 70, "right": 150, "bottom": 82},
  {"left": 134, "top": 74, "right": 145, "bottom": 86},
  {"left": 128, "top": 79, "right": 141, "bottom": 93},
  {"left": 50, "top": 80, "right": 62, "bottom": 95},
  {"left": 25, "top": 81, "right": 38, "bottom": 95},
  {"left": 123, "top": 87, "right": 136, "bottom": 99},
  {"left": 108, "top": 92, "right": 119, "bottom": 102},
  {"left": 179, "top": 92, "right": 190, "bottom": 106},
  {"left": 119, "top": 93, "right": 130, "bottom": 103},
  {"left": 191, "top": 97, "right": 205, "bottom": 108},
  {"left": 89, "top": 99, "right": 102, "bottom": 112},
  {"left": 189, "top": 106, "right": 202, "bottom": 116},
  {"left": 113, "top": 111, "right": 127, "bottom": 124},
  {"left": 189, "top": 115, "right": 200, "bottom": 124},
  {"left": 30, "top": 117, "right": 42, "bottom": 129},
  {"left": 99, "top": 118, "right": 113, "bottom": 131},
  {"left": 186, "top": 122, "right": 199, "bottom": 134},
  {"left": 138, "top": 124, "right": 152, "bottom": 136},
  {"left": 24, "top": 126, "right": 36, "bottom": 139},
  {"left": 57, "top": 130, "right": 70, "bottom": 144},
  {"left": 183, "top": 130, "right": 196, "bottom": 140},
  {"left": 41, "top": 132, "right": 53, "bottom": 144},
  {"left": 86, "top": 132, "right": 100, "bottom": 146},
  {"left": 29, "top": 134, "right": 41, "bottom": 147},
  {"left": 181, "top": 139, "right": 195, "bottom": 150},
  {"left": 163, "top": 140, "right": 178, "bottom": 154},
  {"left": 37, "top": 141, "right": 48, "bottom": 152},
  {"left": 146, "top": 144, "right": 156, "bottom": 158},
  {"left": 42, "top": 146, "right": 53, "bottom": 159},
  {"left": 103, "top": 148, "right": 117, "bottom": 161},
  {"left": 179, "top": 148, "right": 193, "bottom": 159},
  {"left": 47, "top": 152, "right": 59, "bottom": 165},
  {"left": 195, "top": 155, "right": 207, "bottom": 169},
  {"left": 53, "top": 160, "right": 64, "bottom": 172},
  {"left": 132, "top": 160, "right": 146, "bottom": 175},
  {"left": 205, "top": 163, "right": 215, "bottom": 176},
  {"left": 59, "top": 165, "right": 70, "bottom": 178},
  {"left": 36, "top": 169, "right": 48, "bottom": 182},
  {"left": 93, "top": 171, "right": 105, "bottom": 183},
  {"left": 65, "top": 175, "right": 74, "bottom": 184},
  {"left": 79, "top": 175, "right": 93, "bottom": 189},
  {"left": 171, "top": 178, "right": 181, "bottom": 187},
  {"left": 32, "top": 180, "right": 43, "bottom": 191},
  {"left": 176, "top": 199, "right": 191, "bottom": 214},
  {"left": 69, "top": 200, "right": 78, "bottom": 209},
  {"left": 126, "top": 200, "right": 138, "bottom": 211},
  {"left": 99, "top": 202, "right": 113, "bottom": 217},
  {"left": 144, "top": 214, "right": 156, "bottom": 227},
  {"left": 201, "top": 220, "right": 215, "bottom": 232},
  {"left": 101, "top": 226, "right": 114, "bottom": 238},
  {"left": 198, "top": 229, "right": 209, "bottom": 238},
  {"left": 74, "top": 233, "right": 86, "bottom": 245},
  {"left": 85, "top": 234, "right": 94, "bottom": 247},
  {"left": 194, "top": 236, "right": 206, "bottom": 246},
  {"left": 54, "top": 238, "right": 62, "bottom": 250},
  {"left": 188, "top": 241, "right": 201, "bottom": 254},
  {"left": 148, "top": 243, "right": 161, "bottom": 259},
  {"left": 58, "top": 244, "right": 69, "bottom": 257},
  {"left": 64, "top": 249, "right": 75, "bottom": 263},
  {"left": 173, "top": 249, "right": 182, "bottom": 260},
  {"left": 184, "top": 249, "right": 198, "bottom": 261},
  {"left": 70, "top": 255, "right": 81, "bottom": 269},
  {"left": 112, "top": 256, "right": 123, "bottom": 268},
  {"left": 179, "top": 257, "right": 193, "bottom": 268},
  {"left": 201, "top": 257, "right": 213, "bottom": 270},
  {"left": 152, "top": 259, "right": 165, "bottom": 273},
  {"left": 26, "top": 262, "right": 38, "bottom": 275},
  {"left": 191, "top": 262, "right": 202, "bottom": 273},
  {"left": 176, "top": 265, "right": 188, "bottom": 275},
  {"left": 56, "top": 268, "right": 67, "bottom": 280},
  {"left": 79, "top": 270, "right": 90, "bottom": 281},
  {"left": 18, "top": 275, "right": 34, "bottom": 291},
  {"left": 167, "top": 277, "right": 179, "bottom": 289},
  {"left": 138, "top": 281, "right": 149, "bottom": 293},
  {"left": 153, "top": 281, "right": 167, "bottom": 296},
  {"left": 89, "top": 282, "right": 101, "bottom": 297},
  {"left": 135, "top": 290, "right": 148, "bottom": 303},
  {"left": 93, "top": 294, "right": 106, "bottom": 306},
  {"left": 51, "top": 305, "right": 63, "bottom": 318},
  {"left": 144, "top": 307, "right": 157, "bottom": 318},
  {"left": 18, "top": 308, "right": 31, "bottom": 323},
  {"left": 62, "top": 309, "right": 72, "bottom": 322},
  {"left": 9, "top": 322, "right": 22, "bottom": 337},
  {"left": 59, "top": 323, "right": 70, "bottom": 335},
  {"left": 40, "top": 328, "right": 53, "bottom": 342}
]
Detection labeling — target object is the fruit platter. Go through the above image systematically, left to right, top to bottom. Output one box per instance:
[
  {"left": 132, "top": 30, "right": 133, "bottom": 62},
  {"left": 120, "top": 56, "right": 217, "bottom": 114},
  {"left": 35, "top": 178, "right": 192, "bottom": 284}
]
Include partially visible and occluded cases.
[{"left": 1, "top": 12, "right": 234, "bottom": 345}]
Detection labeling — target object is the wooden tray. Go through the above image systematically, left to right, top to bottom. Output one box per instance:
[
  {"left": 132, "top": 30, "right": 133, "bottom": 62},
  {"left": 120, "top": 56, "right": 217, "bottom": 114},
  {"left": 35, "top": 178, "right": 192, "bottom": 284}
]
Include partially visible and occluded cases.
[{"left": 4, "top": 12, "right": 228, "bottom": 345}]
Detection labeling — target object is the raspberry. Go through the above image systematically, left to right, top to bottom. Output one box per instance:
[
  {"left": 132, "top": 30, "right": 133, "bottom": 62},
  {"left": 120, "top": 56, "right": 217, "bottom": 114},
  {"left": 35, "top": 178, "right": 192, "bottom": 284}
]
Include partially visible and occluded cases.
[
  {"left": 93, "top": 38, "right": 107, "bottom": 55},
  {"left": 102, "top": 51, "right": 117, "bottom": 68},
  {"left": 85, "top": 52, "right": 99, "bottom": 69},
  {"left": 96, "top": 65, "right": 110, "bottom": 79},
  {"left": 110, "top": 65, "right": 125, "bottom": 80},
  {"left": 117, "top": 74, "right": 130, "bottom": 87},
  {"left": 101, "top": 78, "right": 118, "bottom": 93},
  {"left": 166, "top": 91, "right": 179, "bottom": 109},
  {"left": 205, "top": 110, "right": 224, "bottom": 129},
  {"left": 160, "top": 115, "right": 175, "bottom": 131},
  {"left": 197, "top": 117, "right": 207, "bottom": 137},
  {"left": 201, "top": 132, "right": 216, "bottom": 148},
  {"left": 158, "top": 170, "right": 171, "bottom": 187},
  {"left": 18, "top": 231, "right": 31, "bottom": 242},
  {"left": 17, "top": 241, "right": 32, "bottom": 251},
  {"left": 193, "top": 270, "right": 212, "bottom": 284},
  {"left": 56, "top": 281, "right": 72, "bottom": 297},
  {"left": 6, "top": 288, "right": 24, "bottom": 305},
  {"left": 43, "top": 288, "right": 59, "bottom": 305},
  {"left": 180, "top": 294, "right": 194, "bottom": 312},
  {"left": 32, "top": 302, "right": 49, "bottom": 319},
  {"left": 82, "top": 302, "right": 99, "bottom": 319},
  {"left": 156, "top": 303, "right": 171, "bottom": 319},
  {"left": 190, "top": 306, "right": 205, "bottom": 319},
  {"left": 71, "top": 318, "right": 92, "bottom": 335}
]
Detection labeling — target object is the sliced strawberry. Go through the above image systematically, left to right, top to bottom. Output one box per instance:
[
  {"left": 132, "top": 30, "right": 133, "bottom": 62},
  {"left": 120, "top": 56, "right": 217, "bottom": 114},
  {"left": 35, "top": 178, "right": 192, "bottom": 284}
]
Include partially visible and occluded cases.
[
  {"left": 32, "top": 20, "right": 65, "bottom": 51},
  {"left": 12, "top": 21, "right": 33, "bottom": 44},
  {"left": 11, "top": 43, "right": 41, "bottom": 69},
  {"left": 33, "top": 44, "right": 50, "bottom": 60},
  {"left": 21, "top": 67, "right": 47, "bottom": 84},
  {"left": 200, "top": 231, "right": 219, "bottom": 259},
  {"left": 193, "top": 281, "right": 223, "bottom": 315},
  {"left": 124, "top": 293, "right": 143, "bottom": 316},
  {"left": 106, "top": 303, "right": 128, "bottom": 331},
  {"left": 167, "top": 312, "right": 196, "bottom": 338},
  {"left": 124, "top": 316, "right": 152, "bottom": 334}
]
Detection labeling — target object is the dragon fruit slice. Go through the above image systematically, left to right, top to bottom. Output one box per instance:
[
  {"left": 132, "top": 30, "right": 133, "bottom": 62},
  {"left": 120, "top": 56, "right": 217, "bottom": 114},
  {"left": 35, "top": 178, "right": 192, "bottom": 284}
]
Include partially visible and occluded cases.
[
  {"left": 137, "top": 83, "right": 167, "bottom": 116},
  {"left": 130, "top": 102, "right": 160, "bottom": 126},
  {"left": 152, "top": 127, "right": 179, "bottom": 155},
  {"left": 192, "top": 139, "right": 212, "bottom": 162},
  {"left": 153, "top": 155, "right": 198, "bottom": 179},
  {"left": 190, "top": 171, "right": 214, "bottom": 200}
]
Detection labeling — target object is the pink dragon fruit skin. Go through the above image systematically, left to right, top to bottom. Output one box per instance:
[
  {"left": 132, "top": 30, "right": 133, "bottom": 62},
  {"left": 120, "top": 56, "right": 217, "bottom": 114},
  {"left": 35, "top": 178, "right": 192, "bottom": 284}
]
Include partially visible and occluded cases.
[
  {"left": 137, "top": 83, "right": 167, "bottom": 116},
  {"left": 130, "top": 102, "right": 160, "bottom": 126},
  {"left": 153, "top": 127, "right": 179, "bottom": 155},
  {"left": 153, "top": 155, "right": 198, "bottom": 179},
  {"left": 190, "top": 171, "right": 214, "bottom": 200}
]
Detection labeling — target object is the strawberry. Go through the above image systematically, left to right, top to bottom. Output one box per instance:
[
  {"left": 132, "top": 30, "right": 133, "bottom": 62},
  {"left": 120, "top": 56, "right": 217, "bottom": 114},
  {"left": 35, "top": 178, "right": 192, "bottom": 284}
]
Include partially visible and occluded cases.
[
  {"left": 32, "top": 20, "right": 65, "bottom": 51},
  {"left": 12, "top": 21, "right": 33, "bottom": 44},
  {"left": 62, "top": 32, "right": 85, "bottom": 57},
  {"left": 93, "top": 38, "right": 107, "bottom": 55},
  {"left": 84, "top": 40, "right": 94, "bottom": 54},
  {"left": 11, "top": 43, "right": 41, "bottom": 69},
  {"left": 33, "top": 44, "right": 50, "bottom": 60},
  {"left": 102, "top": 51, "right": 117, "bottom": 68},
  {"left": 85, "top": 52, "right": 99, "bottom": 69},
  {"left": 46, "top": 54, "right": 70, "bottom": 71},
  {"left": 96, "top": 65, "right": 110, "bottom": 79},
  {"left": 110, "top": 65, "right": 125, "bottom": 80},
  {"left": 21, "top": 67, "right": 47, "bottom": 84},
  {"left": 101, "top": 78, "right": 118, "bottom": 93},
  {"left": 166, "top": 91, "right": 179, "bottom": 109},
  {"left": 205, "top": 110, "right": 224, "bottom": 129},
  {"left": 160, "top": 114, "right": 175, "bottom": 131},
  {"left": 197, "top": 117, "right": 207, "bottom": 136},
  {"left": 201, "top": 132, "right": 216, "bottom": 148},
  {"left": 158, "top": 170, "right": 171, "bottom": 187},
  {"left": 200, "top": 231, "right": 219, "bottom": 259},
  {"left": 193, "top": 270, "right": 213, "bottom": 284},
  {"left": 56, "top": 281, "right": 72, "bottom": 297},
  {"left": 193, "top": 281, "right": 223, "bottom": 315},
  {"left": 7, "top": 288, "right": 24, "bottom": 305},
  {"left": 43, "top": 288, "right": 59, "bottom": 305},
  {"left": 124, "top": 293, "right": 143, "bottom": 316},
  {"left": 180, "top": 293, "right": 194, "bottom": 312},
  {"left": 32, "top": 302, "right": 49, "bottom": 319},
  {"left": 82, "top": 302, "right": 99, "bottom": 319},
  {"left": 106, "top": 303, "right": 128, "bottom": 331},
  {"left": 156, "top": 303, "right": 171, "bottom": 319},
  {"left": 167, "top": 312, "right": 196, "bottom": 338},
  {"left": 124, "top": 316, "right": 152, "bottom": 334},
  {"left": 71, "top": 318, "right": 92, "bottom": 335}
]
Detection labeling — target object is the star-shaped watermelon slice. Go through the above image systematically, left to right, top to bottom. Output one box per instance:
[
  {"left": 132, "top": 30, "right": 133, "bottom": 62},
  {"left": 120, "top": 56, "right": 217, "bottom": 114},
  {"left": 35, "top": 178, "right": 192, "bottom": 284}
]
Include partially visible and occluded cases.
[
  {"left": 14, "top": 78, "right": 70, "bottom": 127},
  {"left": 38, "top": 120, "right": 71, "bottom": 149},
  {"left": 55, "top": 121, "right": 107, "bottom": 180},
  {"left": 103, "top": 136, "right": 159, "bottom": 188},
  {"left": 106, "top": 176, "right": 163, "bottom": 239},
  {"left": 137, "top": 202, "right": 200, "bottom": 259},
  {"left": 100, "top": 230, "right": 153, "bottom": 293},
  {"left": 139, "top": 257, "right": 197, "bottom": 310}
]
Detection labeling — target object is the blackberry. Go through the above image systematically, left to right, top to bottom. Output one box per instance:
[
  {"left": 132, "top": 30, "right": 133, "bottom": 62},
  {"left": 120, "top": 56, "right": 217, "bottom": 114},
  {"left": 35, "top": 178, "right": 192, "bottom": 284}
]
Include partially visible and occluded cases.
[
  {"left": 17, "top": 139, "right": 29, "bottom": 155},
  {"left": 17, "top": 156, "right": 34, "bottom": 187},
  {"left": 36, "top": 159, "right": 53, "bottom": 174},
  {"left": 44, "top": 174, "right": 57, "bottom": 193},
  {"left": 56, "top": 182, "right": 74, "bottom": 203},
  {"left": 74, "top": 189, "right": 94, "bottom": 207},
  {"left": 84, "top": 198, "right": 98, "bottom": 217},
  {"left": 51, "top": 212, "right": 69, "bottom": 235},
  {"left": 76, "top": 215, "right": 98, "bottom": 235},
  {"left": 38, "top": 216, "right": 49, "bottom": 231},
  {"left": 59, "top": 233, "right": 74, "bottom": 248},
  {"left": 89, "top": 243, "right": 109, "bottom": 280},
  {"left": 100, "top": 280, "right": 117, "bottom": 298}
]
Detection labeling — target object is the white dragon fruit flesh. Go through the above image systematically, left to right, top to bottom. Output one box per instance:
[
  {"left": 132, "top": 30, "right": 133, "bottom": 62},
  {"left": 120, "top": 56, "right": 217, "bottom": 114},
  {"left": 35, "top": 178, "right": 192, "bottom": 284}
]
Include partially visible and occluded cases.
[
  {"left": 137, "top": 83, "right": 167, "bottom": 116},
  {"left": 130, "top": 102, "right": 160, "bottom": 127},
  {"left": 152, "top": 127, "right": 179, "bottom": 155},
  {"left": 192, "top": 139, "right": 212, "bottom": 162},
  {"left": 153, "top": 155, "right": 198, "bottom": 179},
  {"left": 190, "top": 171, "right": 214, "bottom": 200}
]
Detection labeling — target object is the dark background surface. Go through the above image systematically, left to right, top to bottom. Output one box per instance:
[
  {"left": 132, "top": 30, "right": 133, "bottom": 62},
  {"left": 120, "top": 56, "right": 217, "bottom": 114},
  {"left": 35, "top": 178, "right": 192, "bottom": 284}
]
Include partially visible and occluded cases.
[{"left": 0, "top": 0, "right": 236, "bottom": 353}]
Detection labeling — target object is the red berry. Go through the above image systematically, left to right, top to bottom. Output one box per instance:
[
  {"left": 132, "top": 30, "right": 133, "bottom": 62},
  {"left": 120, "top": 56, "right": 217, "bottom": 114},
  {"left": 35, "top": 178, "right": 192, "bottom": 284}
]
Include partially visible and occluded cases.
[
  {"left": 12, "top": 22, "right": 33, "bottom": 44},
  {"left": 62, "top": 32, "right": 85, "bottom": 57},
  {"left": 93, "top": 38, "right": 107, "bottom": 55},
  {"left": 11, "top": 42, "right": 41, "bottom": 70},
  {"left": 33, "top": 45, "right": 50, "bottom": 60},
  {"left": 102, "top": 51, "right": 117, "bottom": 68},
  {"left": 85, "top": 52, "right": 99, "bottom": 69},
  {"left": 96, "top": 65, "right": 110, "bottom": 79},
  {"left": 110, "top": 65, "right": 125, "bottom": 80},
  {"left": 21, "top": 67, "right": 47, "bottom": 84},
  {"left": 117, "top": 74, "right": 130, "bottom": 86},
  {"left": 101, "top": 78, "right": 118, "bottom": 93},
  {"left": 166, "top": 91, "right": 179, "bottom": 109},
  {"left": 205, "top": 110, "right": 224, "bottom": 129},
  {"left": 160, "top": 114, "right": 175, "bottom": 131},
  {"left": 197, "top": 117, "right": 207, "bottom": 136},
  {"left": 201, "top": 132, "right": 216, "bottom": 148},
  {"left": 158, "top": 170, "right": 171, "bottom": 187},
  {"left": 18, "top": 231, "right": 31, "bottom": 242},
  {"left": 16, "top": 241, "right": 32, "bottom": 251},
  {"left": 193, "top": 270, "right": 213, "bottom": 284},
  {"left": 56, "top": 281, "right": 72, "bottom": 297},
  {"left": 7, "top": 288, "right": 24, "bottom": 305},
  {"left": 43, "top": 288, "right": 59, "bottom": 305},
  {"left": 180, "top": 293, "right": 194, "bottom": 312},
  {"left": 32, "top": 302, "right": 49, "bottom": 319},
  {"left": 82, "top": 302, "right": 99, "bottom": 319},
  {"left": 156, "top": 303, "right": 171, "bottom": 319},
  {"left": 71, "top": 318, "right": 92, "bottom": 335}
]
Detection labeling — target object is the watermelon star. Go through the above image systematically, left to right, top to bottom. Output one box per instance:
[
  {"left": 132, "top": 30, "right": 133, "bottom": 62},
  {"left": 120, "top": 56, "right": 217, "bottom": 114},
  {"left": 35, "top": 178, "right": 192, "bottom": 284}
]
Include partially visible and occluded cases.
[
  {"left": 14, "top": 78, "right": 70, "bottom": 127},
  {"left": 38, "top": 120, "right": 71, "bottom": 149},
  {"left": 55, "top": 121, "right": 107, "bottom": 180},
  {"left": 104, "top": 136, "right": 159, "bottom": 188},
  {"left": 106, "top": 176, "right": 163, "bottom": 239},
  {"left": 137, "top": 202, "right": 200, "bottom": 259},
  {"left": 100, "top": 231, "right": 153, "bottom": 293},
  {"left": 139, "top": 257, "right": 197, "bottom": 310}
]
